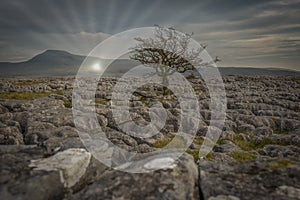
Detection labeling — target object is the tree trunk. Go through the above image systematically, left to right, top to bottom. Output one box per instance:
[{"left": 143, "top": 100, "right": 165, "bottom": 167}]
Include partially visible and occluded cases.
[{"left": 162, "top": 70, "right": 169, "bottom": 96}]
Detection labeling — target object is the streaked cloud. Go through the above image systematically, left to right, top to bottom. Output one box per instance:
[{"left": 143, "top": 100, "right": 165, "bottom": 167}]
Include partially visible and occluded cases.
[{"left": 0, "top": 0, "right": 299, "bottom": 70}]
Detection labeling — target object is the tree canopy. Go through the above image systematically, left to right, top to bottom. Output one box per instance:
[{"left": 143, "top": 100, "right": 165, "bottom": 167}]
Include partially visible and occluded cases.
[{"left": 130, "top": 25, "right": 218, "bottom": 85}]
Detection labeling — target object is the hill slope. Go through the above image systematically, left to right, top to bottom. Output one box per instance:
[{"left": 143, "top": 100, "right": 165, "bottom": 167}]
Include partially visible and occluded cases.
[{"left": 0, "top": 50, "right": 299, "bottom": 77}]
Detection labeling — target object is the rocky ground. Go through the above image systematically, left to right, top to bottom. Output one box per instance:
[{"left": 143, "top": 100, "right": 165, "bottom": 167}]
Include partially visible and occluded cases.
[{"left": 0, "top": 76, "right": 299, "bottom": 200}]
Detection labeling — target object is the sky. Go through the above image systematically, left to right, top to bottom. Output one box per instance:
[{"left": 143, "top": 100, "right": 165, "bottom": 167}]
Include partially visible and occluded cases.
[{"left": 0, "top": 0, "right": 299, "bottom": 70}]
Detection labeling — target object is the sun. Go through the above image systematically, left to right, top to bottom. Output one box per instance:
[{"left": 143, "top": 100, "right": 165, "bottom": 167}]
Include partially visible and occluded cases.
[{"left": 92, "top": 63, "right": 101, "bottom": 71}]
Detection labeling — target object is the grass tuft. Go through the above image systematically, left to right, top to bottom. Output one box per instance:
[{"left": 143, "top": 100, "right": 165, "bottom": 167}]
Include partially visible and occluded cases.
[
  {"left": 294, "top": 78, "right": 300, "bottom": 84},
  {"left": 63, "top": 99, "right": 72, "bottom": 108},
  {"left": 95, "top": 99, "right": 109, "bottom": 105},
  {"left": 273, "top": 130, "right": 289, "bottom": 135},
  {"left": 218, "top": 134, "right": 289, "bottom": 151},
  {"left": 152, "top": 135, "right": 186, "bottom": 148},
  {"left": 152, "top": 136, "right": 173, "bottom": 148},
  {"left": 193, "top": 137, "right": 204, "bottom": 145},
  {"left": 186, "top": 150, "right": 214, "bottom": 162},
  {"left": 186, "top": 150, "right": 200, "bottom": 162},
  {"left": 229, "top": 151, "right": 257, "bottom": 161},
  {"left": 268, "top": 160, "right": 293, "bottom": 169}
]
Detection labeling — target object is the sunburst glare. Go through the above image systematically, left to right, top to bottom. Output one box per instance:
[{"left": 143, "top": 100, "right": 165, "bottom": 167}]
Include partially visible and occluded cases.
[{"left": 92, "top": 63, "right": 101, "bottom": 71}]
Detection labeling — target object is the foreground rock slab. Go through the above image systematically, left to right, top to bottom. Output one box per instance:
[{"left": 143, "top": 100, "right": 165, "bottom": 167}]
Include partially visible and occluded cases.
[
  {"left": 0, "top": 145, "right": 65, "bottom": 200},
  {"left": 0, "top": 145, "right": 199, "bottom": 200},
  {"left": 0, "top": 146, "right": 106, "bottom": 200},
  {"left": 29, "top": 148, "right": 91, "bottom": 188},
  {"left": 67, "top": 153, "right": 199, "bottom": 200},
  {"left": 199, "top": 158, "right": 300, "bottom": 200}
]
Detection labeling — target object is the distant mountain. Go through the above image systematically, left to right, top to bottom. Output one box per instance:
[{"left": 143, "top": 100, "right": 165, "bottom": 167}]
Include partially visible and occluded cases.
[
  {"left": 0, "top": 50, "right": 299, "bottom": 77},
  {"left": 0, "top": 50, "right": 138, "bottom": 77},
  {"left": 0, "top": 50, "right": 85, "bottom": 77},
  {"left": 25, "top": 50, "right": 85, "bottom": 67},
  {"left": 218, "top": 67, "right": 299, "bottom": 76}
]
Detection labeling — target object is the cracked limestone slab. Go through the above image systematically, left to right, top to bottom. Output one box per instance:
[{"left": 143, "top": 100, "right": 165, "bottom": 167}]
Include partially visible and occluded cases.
[{"left": 29, "top": 148, "right": 91, "bottom": 188}]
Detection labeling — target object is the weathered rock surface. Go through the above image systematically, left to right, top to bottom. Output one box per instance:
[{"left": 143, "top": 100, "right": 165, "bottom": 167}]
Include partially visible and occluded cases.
[
  {"left": 0, "top": 75, "right": 299, "bottom": 199},
  {"left": 0, "top": 145, "right": 65, "bottom": 200},
  {"left": 29, "top": 148, "right": 92, "bottom": 188},
  {"left": 67, "top": 153, "right": 199, "bottom": 200},
  {"left": 200, "top": 158, "right": 300, "bottom": 200}
]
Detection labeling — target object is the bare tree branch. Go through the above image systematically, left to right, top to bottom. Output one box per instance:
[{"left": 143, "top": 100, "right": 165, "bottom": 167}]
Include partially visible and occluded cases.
[{"left": 130, "top": 26, "right": 218, "bottom": 85}]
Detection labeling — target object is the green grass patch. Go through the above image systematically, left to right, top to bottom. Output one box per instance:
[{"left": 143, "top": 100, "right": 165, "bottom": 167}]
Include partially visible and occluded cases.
[
  {"left": 294, "top": 78, "right": 300, "bottom": 84},
  {"left": 0, "top": 90, "right": 72, "bottom": 108},
  {"left": 54, "top": 90, "right": 63, "bottom": 95},
  {"left": 0, "top": 91, "right": 63, "bottom": 100},
  {"left": 140, "top": 96, "right": 150, "bottom": 107},
  {"left": 155, "top": 96, "right": 176, "bottom": 102},
  {"left": 63, "top": 99, "right": 72, "bottom": 108},
  {"left": 95, "top": 99, "right": 109, "bottom": 105},
  {"left": 271, "top": 118, "right": 278, "bottom": 123},
  {"left": 273, "top": 130, "right": 289, "bottom": 135},
  {"left": 219, "top": 134, "right": 288, "bottom": 151},
  {"left": 152, "top": 135, "right": 186, "bottom": 148},
  {"left": 229, "top": 135, "right": 254, "bottom": 151},
  {"left": 153, "top": 136, "right": 215, "bottom": 163},
  {"left": 153, "top": 136, "right": 216, "bottom": 149},
  {"left": 168, "top": 136, "right": 186, "bottom": 148},
  {"left": 193, "top": 137, "right": 204, "bottom": 145},
  {"left": 152, "top": 138, "right": 170, "bottom": 148},
  {"left": 186, "top": 150, "right": 214, "bottom": 162},
  {"left": 186, "top": 150, "right": 200, "bottom": 162},
  {"left": 229, "top": 151, "right": 257, "bottom": 161},
  {"left": 205, "top": 152, "right": 214, "bottom": 161},
  {"left": 268, "top": 160, "right": 293, "bottom": 169}
]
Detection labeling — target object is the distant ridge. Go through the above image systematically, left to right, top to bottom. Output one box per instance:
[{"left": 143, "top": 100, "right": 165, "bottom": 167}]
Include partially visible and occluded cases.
[
  {"left": 0, "top": 50, "right": 299, "bottom": 77},
  {"left": 0, "top": 50, "right": 86, "bottom": 77},
  {"left": 218, "top": 67, "right": 299, "bottom": 76}
]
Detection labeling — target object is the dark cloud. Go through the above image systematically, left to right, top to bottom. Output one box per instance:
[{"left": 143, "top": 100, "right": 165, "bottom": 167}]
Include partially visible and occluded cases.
[
  {"left": 0, "top": 0, "right": 299, "bottom": 70},
  {"left": 0, "top": 0, "right": 279, "bottom": 33}
]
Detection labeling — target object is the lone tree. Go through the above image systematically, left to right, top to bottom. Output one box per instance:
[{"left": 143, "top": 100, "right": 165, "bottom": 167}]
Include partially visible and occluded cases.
[{"left": 130, "top": 25, "right": 218, "bottom": 86}]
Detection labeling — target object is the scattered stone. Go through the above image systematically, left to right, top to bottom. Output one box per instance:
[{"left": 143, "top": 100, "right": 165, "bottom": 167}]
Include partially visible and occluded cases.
[{"left": 275, "top": 185, "right": 300, "bottom": 199}]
